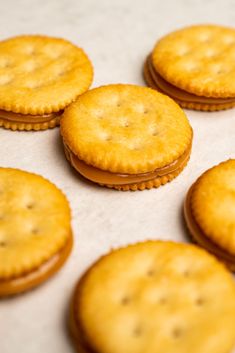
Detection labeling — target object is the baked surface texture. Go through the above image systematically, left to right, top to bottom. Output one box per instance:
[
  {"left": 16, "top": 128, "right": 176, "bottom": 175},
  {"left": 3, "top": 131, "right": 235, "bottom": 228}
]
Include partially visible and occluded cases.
[
  {"left": 152, "top": 25, "right": 235, "bottom": 98},
  {"left": 0, "top": 35, "right": 93, "bottom": 115},
  {"left": 61, "top": 84, "right": 192, "bottom": 175},
  {"left": 190, "top": 160, "right": 235, "bottom": 255},
  {"left": 0, "top": 168, "right": 72, "bottom": 296},
  {"left": 72, "top": 241, "right": 235, "bottom": 353}
]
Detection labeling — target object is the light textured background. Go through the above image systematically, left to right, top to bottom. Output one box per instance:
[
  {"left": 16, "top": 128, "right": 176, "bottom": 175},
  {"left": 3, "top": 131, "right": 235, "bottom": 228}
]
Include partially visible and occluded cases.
[{"left": 0, "top": 0, "right": 235, "bottom": 352}]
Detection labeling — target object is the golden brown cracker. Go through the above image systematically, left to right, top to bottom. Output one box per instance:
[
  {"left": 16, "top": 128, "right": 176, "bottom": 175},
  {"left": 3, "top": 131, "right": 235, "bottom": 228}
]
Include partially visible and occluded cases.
[
  {"left": 152, "top": 25, "right": 235, "bottom": 98},
  {"left": 0, "top": 35, "right": 93, "bottom": 115},
  {"left": 144, "top": 56, "right": 235, "bottom": 111},
  {"left": 61, "top": 84, "right": 192, "bottom": 175},
  {"left": 188, "top": 160, "right": 235, "bottom": 256},
  {"left": 0, "top": 168, "right": 73, "bottom": 295},
  {"left": 184, "top": 183, "right": 235, "bottom": 271},
  {"left": 71, "top": 241, "right": 235, "bottom": 353}
]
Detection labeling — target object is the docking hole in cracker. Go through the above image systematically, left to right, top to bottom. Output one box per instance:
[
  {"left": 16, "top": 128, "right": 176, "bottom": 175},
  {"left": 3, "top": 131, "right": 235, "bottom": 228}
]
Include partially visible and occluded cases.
[
  {"left": 144, "top": 24, "right": 235, "bottom": 111},
  {"left": 0, "top": 35, "right": 93, "bottom": 131},
  {"left": 61, "top": 84, "right": 193, "bottom": 191},
  {"left": 0, "top": 167, "right": 73, "bottom": 297},
  {"left": 70, "top": 241, "right": 235, "bottom": 353}
]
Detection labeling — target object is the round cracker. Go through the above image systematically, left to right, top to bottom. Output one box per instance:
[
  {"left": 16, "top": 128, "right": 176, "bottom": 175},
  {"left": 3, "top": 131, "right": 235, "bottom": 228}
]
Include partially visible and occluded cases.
[
  {"left": 152, "top": 24, "right": 235, "bottom": 98},
  {"left": 0, "top": 35, "right": 93, "bottom": 114},
  {"left": 143, "top": 57, "right": 235, "bottom": 111},
  {"left": 61, "top": 84, "right": 192, "bottom": 174},
  {"left": 190, "top": 159, "right": 235, "bottom": 255},
  {"left": 0, "top": 168, "right": 71, "bottom": 279},
  {"left": 73, "top": 241, "right": 235, "bottom": 353}
]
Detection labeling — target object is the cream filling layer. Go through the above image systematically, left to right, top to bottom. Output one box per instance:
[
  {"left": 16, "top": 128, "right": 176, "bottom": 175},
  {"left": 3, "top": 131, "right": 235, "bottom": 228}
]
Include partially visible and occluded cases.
[
  {"left": 147, "top": 56, "right": 235, "bottom": 104},
  {"left": 0, "top": 109, "right": 63, "bottom": 123},
  {"left": 65, "top": 144, "right": 191, "bottom": 185}
]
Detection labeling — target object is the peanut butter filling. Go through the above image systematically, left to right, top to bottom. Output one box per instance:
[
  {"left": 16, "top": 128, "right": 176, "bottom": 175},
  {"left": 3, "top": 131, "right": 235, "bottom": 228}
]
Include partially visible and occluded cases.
[
  {"left": 147, "top": 56, "right": 235, "bottom": 104},
  {"left": 0, "top": 109, "right": 63, "bottom": 123},
  {"left": 64, "top": 143, "right": 191, "bottom": 186},
  {"left": 184, "top": 185, "right": 235, "bottom": 271},
  {"left": 0, "top": 234, "right": 73, "bottom": 296}
]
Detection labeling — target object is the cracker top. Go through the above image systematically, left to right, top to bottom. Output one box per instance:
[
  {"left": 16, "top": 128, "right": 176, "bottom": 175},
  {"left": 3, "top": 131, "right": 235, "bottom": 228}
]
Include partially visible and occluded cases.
[
  {"left": 152, "top": 25, "right": 235, "bottom": 98},
  {"left": 0, "top": 35, "right": 93, "bottom": 114},
  {"left": 61, "top": 84, "right": 192, "bottom": 174},
  {"left": 191, "top": 159, "right": 235, "bottom": 255},
  {"left": 0, "top": 168, "right": 71, "bottom": 279},
  {"left": 75, "top": 241, "right": 235, "bottom": 353}
]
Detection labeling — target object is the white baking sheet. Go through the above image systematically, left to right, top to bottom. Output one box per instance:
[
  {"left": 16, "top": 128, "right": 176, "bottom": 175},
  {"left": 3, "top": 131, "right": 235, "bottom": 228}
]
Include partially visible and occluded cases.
[{"left": 0, "top": 0, "right": 235, "bottom": 352}]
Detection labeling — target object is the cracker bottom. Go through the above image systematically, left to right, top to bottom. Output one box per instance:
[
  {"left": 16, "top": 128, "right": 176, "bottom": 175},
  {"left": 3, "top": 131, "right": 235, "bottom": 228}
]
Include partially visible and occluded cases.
[
  {"left": 143, "top": 60, "right": 235, "bottom": 112},
  {"left": 178, "top": 100, "right": 235, "bottom": 112},
  {"left": 0, "top": 115, "right": 60, "bottom": 131},
  {"left": 184, "top": 185, "right": 235, "bottom": 272},
  {"left": 0, "top": 233, "right": 73, "bottom": 297}
]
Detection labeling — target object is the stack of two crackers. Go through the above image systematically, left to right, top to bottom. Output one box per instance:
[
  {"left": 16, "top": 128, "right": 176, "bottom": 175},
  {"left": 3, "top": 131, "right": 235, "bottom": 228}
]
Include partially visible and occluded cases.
[
  {"left": 1, "top": 25, "right": 235, "bottom": 353},
  {"left": 0, "top": 35, "right": 94, "bottom": 298},
  {"left": 0, "top": 35, "right": 93, "bottom": 130}
]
